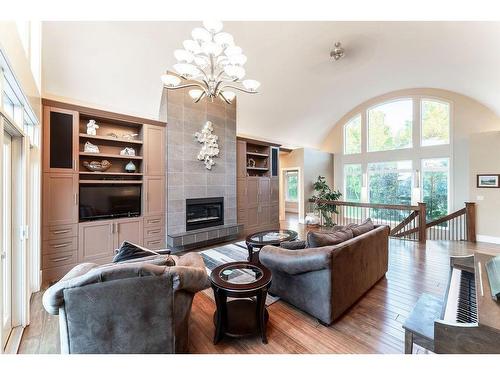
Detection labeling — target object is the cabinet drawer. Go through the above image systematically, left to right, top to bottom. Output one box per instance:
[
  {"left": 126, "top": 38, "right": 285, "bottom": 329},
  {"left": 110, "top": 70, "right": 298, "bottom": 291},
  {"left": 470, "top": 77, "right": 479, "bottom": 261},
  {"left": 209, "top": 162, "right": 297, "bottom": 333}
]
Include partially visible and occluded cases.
[
  {"left": 144, "top": 215, "right": 165, "bottom": 228},
  {"left": 43, "top": 223, "right": 78, "bottom": 241},
  {"left": 144, "top": 225, "right": 165, "bottom": 239},
  {"left": 143, "top": 236, "right": 166, "bottom": 250},
  {"left": 43, "top": 237, "right": 78, "bottom": 255},
  {"left": 43, "top": 249, "right": 78, "bottom": 269}
]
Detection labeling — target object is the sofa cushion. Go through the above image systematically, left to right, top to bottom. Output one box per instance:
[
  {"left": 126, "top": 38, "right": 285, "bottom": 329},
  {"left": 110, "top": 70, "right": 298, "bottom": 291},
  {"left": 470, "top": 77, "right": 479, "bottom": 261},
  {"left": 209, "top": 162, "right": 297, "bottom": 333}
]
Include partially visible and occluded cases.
[
  {"left": 349, "top": 218, "right": 374, "bottom": 237},
  {"left": 307, "top": 228, "right": 354, "bottom": 248},
  {"left": 113, "top": 241, "right": 170, "bottom": 263}
]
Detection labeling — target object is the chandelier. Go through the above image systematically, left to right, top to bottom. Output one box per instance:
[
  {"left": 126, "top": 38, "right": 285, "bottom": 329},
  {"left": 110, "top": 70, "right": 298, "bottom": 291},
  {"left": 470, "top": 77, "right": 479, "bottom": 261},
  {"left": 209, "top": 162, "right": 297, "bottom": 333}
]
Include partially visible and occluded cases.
[{"left": 161, "top": 20, "right": 260, "bottom": 104}]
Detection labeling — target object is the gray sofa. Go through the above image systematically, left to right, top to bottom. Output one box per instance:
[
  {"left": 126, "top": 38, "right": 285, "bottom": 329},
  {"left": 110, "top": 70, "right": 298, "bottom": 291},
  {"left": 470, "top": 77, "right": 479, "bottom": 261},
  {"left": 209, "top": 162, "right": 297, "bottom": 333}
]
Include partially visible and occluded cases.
[
  {"left": 259, "top": 225, "right": 390, "bottom": 325},
  {"left": 42, "top": 252, "right": 209, "bottom": 354}
]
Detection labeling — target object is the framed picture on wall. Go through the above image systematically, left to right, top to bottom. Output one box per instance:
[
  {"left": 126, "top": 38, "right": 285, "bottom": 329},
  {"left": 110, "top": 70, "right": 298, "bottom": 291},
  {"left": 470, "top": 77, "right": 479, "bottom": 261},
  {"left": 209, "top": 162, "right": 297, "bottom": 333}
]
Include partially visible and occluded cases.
[{"left": 477, "top": 174, "right": 500, "bottom": 188}]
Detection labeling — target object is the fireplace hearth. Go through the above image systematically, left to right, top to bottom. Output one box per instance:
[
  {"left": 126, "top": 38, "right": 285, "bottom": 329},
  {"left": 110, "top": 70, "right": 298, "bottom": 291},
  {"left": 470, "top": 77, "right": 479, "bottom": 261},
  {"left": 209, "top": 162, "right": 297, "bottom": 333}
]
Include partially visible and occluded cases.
[{"left": 186, "top": 197, "right": 224, "bottom": 231}]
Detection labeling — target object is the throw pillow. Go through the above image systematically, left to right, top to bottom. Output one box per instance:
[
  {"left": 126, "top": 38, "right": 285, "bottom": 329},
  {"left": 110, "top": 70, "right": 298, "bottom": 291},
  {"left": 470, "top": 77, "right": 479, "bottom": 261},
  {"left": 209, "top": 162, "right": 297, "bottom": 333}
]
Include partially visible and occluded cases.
[
  {"left": 350, "top": 218, "right": 375, "bottom": 237},
  {"left": 307, "top": 228, "right": 354, "bottom": 248},
  {"left": 113, "top": 241, "right": 169, "bottom": 263}
]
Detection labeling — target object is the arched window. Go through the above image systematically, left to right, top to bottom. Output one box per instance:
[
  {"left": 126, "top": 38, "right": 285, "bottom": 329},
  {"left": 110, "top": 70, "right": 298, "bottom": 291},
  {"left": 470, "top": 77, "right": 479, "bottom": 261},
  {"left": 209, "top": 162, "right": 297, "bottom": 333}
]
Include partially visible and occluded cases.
[{"left": 340, "top": 95, "right": 452, "bottom": 220}]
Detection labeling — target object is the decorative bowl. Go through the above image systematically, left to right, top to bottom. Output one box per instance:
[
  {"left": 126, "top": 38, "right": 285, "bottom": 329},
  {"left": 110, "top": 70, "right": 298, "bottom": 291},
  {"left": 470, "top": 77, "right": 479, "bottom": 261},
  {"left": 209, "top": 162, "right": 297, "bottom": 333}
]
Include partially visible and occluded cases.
[{"left": 83, "top": 160, "right": 112, "bottom": 172}]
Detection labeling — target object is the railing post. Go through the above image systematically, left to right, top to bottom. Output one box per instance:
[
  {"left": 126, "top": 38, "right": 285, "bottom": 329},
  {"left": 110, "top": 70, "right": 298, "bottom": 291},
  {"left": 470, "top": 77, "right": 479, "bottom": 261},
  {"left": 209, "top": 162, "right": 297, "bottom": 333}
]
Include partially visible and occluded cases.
[
  {"left": 418, "top": 202, "right": 427, "bottom": 243},
  {"left": 465, "top": 202, "right": 476, "bottom": 242}
]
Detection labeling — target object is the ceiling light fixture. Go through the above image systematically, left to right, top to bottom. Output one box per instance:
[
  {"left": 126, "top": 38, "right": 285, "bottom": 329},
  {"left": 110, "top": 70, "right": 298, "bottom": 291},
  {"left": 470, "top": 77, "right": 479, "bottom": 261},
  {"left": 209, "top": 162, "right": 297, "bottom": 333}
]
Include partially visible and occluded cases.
[
  {"left": 161, "top": 20, "right": 260, "bottom": 104},
  {"left": 330, "top": 42, "right": 345, "bottom": 61}
]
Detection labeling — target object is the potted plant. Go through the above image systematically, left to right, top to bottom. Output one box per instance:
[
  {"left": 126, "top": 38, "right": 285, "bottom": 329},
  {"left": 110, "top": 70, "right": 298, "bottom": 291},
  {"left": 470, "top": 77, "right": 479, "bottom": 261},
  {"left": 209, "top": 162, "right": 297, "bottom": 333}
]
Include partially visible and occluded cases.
[{"left": 311, "top": 176, "right": 342, "bottom": 227}]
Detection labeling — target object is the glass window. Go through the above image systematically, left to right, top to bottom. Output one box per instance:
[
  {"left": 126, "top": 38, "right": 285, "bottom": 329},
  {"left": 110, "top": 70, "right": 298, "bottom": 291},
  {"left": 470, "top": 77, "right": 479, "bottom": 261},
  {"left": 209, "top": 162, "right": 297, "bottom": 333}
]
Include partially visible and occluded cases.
[
  {"left": 368, "top": 99, "right": 413, "bottom": 152},
  {"left": 421, "top": 99, "right": 450, "bottom": 146},
  {"left": 344, "top": 115, "right": 361, "bottom": 154},
  {"left": 422, "top": 158, "right": 449, "bottom": 221},
  {"left": 368, "top": 161, "right": 412, "bottom": 205},
  {"left": 344, "top": 164, "right": 362, "bottom": 202},
  {"left": 285, "top": 170, "right": 298, "bottom": 202}
]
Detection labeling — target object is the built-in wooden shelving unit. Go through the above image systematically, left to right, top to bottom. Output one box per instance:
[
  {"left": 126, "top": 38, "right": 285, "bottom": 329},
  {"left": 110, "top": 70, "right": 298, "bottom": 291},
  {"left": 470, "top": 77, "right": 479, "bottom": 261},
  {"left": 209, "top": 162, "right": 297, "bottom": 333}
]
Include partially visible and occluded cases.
[
  {"left": 79, "top": 133, "right": 144, "bottom": 144},
  {"left": 244, "top": 140, "right": 272, "bottom": 176},
  {"left": 79, "top": 152, "right": 143, "bottom": 160},
  {"left": 79, "top": 180, "right": 143, "bottom": 184}
]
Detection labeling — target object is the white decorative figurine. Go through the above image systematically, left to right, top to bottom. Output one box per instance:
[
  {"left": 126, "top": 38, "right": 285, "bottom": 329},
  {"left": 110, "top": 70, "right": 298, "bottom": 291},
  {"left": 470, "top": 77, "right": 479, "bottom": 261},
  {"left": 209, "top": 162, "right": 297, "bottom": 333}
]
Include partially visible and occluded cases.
[
  {"left": 86, "top": 119, "right": 99, "bottom": 136},
  {"left": 194, "top": 121, "right": 219, "bottom": 170},
  {"left": 84, "top": 141, "right": 100, "bottom": 153},
  {"left": 120, "top": 147, "right": 136, "bottom": 156}
]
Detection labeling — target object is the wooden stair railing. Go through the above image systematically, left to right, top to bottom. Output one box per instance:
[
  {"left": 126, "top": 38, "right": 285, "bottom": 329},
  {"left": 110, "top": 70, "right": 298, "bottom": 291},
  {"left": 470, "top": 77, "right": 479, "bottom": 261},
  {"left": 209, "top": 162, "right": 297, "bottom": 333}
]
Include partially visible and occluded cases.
[{"left": 308, "top": 200, "right": 476, "bottom": 243}]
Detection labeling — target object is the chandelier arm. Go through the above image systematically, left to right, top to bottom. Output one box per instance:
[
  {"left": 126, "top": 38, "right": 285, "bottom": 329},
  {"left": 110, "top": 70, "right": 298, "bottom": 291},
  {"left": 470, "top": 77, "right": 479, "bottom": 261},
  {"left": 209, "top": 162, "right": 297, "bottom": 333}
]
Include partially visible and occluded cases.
[
  {"left": 163, "top": 82, "right": 207, "bottom": 91},
  {"left": 218, "top": 84, "right": 258, "bottom": 94},
  {"left": 194, "top": 90, "right": 207, "bottom": 103},
  {"left": 218, "top": 91, "right": 232, "bottom": 105}
]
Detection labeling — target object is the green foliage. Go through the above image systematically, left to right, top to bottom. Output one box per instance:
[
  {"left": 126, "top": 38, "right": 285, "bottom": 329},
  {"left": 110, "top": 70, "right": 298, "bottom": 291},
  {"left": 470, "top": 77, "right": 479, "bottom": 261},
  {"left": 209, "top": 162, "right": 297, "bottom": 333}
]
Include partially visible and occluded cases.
[
  {"left": 422, "top": 100, "right": 449, "bottom": 145},
  {"left": 368, "top": 110, "right": 412, "bottom": 152},
  {"left": 345, "top": 116, "right": 361, "bottom": 154},
  {"left": 344, "top": 164, "right": 362, "bottom": 202},
  {"left": 423, "top": 171, "right": 448, "bottom": 221},
  {"left": 286, "top": 172, "right": 298, "bottom": 201},
  {"left": 311, "top": 176, "right": 342, "bottom": 227}
]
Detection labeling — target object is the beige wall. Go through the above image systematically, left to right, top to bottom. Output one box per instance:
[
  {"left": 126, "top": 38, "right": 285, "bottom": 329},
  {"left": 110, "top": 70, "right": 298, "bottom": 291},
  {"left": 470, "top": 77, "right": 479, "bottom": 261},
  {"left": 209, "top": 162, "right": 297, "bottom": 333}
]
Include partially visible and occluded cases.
[
  {"left": 0, "top": 22, "right": 41, "bottom": 120},
  {"left": 320, "top": 88, "right": 500, "bottom": 238},
  {"left": 469, "top": 132, "right": 500, "bottom": 241},
  {"left": 280, "top": 148, "right": 334, "bottom": 220}
]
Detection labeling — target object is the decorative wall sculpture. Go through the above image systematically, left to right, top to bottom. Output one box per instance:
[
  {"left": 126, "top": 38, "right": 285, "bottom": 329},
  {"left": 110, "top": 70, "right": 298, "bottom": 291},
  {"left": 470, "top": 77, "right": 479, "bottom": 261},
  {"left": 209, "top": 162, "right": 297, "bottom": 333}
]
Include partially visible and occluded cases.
[{"left": 194, "top": 121, "right": 219, "bottom": 170}]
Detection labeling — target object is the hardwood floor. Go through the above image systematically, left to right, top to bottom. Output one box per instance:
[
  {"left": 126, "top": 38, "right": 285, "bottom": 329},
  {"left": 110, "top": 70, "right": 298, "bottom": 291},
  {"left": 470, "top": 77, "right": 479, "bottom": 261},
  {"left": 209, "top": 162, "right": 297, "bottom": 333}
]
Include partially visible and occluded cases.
[{"left": 17, "top": 217, "right": 500, "bottom": 354}]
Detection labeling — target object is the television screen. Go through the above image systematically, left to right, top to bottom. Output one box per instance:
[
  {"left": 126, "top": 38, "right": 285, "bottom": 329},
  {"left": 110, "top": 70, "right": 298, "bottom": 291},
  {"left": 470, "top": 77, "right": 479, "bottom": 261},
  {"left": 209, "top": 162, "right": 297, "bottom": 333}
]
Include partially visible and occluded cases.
[{"left": 79, "top": 184, "right": 141, "bottom": 221}]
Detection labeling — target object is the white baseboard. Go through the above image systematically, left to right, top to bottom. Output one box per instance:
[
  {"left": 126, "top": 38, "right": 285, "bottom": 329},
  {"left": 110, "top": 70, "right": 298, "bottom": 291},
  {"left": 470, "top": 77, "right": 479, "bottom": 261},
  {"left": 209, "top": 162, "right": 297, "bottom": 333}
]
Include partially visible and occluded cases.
[{"left": 476, "top": 235, "right": 500, "bottom": 244}]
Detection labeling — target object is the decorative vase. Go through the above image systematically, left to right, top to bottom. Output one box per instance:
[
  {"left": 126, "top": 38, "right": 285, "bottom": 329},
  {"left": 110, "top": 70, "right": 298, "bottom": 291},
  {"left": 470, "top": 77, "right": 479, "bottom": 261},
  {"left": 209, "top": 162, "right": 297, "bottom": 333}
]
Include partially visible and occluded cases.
[{"left": 125, "top": 161, "right": 137, "bottom": 173}]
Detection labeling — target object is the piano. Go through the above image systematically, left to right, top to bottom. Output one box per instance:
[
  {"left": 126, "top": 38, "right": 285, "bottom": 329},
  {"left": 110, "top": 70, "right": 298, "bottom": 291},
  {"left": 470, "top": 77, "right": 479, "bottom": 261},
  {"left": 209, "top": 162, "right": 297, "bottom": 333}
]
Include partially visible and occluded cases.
[{"left": 434, "top": 252, "right": 500, "bottom": 353}]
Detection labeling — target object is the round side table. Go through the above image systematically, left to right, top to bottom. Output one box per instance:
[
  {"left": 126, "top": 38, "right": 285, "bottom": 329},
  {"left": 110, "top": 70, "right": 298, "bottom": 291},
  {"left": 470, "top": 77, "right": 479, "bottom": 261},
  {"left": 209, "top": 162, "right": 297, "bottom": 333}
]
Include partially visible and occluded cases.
[{"left": 245, "top": 229, "right": 298, "bottom": 263}]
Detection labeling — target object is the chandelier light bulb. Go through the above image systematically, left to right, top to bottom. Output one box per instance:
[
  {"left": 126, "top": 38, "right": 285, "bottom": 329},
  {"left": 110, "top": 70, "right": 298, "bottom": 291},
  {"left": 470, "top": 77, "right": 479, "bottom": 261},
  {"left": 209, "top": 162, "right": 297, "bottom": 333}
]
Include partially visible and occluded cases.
[
  {"left": 203, "top": 20, "right": 223, "bottom": 34},
  {"left": 192, "top": 27, "right": 211, "bottom": 43},
  {"left": 214, "top": 32, "right": 234, "bottom": 48},
  {"left": 183, "top": 40, "right": 201, "bottom": 54},
  {"left": 201, "top": 41, "right": 223, "bottom": 57},
  {"left": 224, "top": 45, "right": 243, "bottom": 57},
  {"left": 174, "top": 49, "right": 194, "bottom": 63},
  {"left": 229, "top": 54, "right": 247, "bottom": 66},
  {"left": 194, "top": 56, "right": 208, "bottom": 69},
  {"left": 174, "top": 63, "right": 199, "bottom": 78},
  {"left": 224, "top": 65, "right": 245, "bottom": 80},
  {"left": 161, "top": 74, "right": 181, "bottom": 87},
  {"left": 242, "top": 79, "right": 260, "bottom": 92},
  {"left": 189, "top": 89, "right": 204, "bottom": 100},
  {"left": 221, "top": 91, "right": 236, "bottom": 102}
]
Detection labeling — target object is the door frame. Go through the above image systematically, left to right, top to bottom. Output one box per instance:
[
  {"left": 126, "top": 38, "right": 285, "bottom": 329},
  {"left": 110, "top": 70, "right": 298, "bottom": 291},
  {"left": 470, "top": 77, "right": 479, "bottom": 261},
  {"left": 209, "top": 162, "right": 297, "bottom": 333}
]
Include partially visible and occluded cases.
[{"left": 279, "top": 167, "right": 304, "bottom": 223}]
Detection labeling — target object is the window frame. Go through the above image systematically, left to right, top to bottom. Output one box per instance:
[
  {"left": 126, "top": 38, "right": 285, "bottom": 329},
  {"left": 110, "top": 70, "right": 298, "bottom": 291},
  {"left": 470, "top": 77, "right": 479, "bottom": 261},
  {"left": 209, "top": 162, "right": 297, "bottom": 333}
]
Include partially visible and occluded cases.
[
  {"left": 367, "top": 97, "right": 414, "bottom": 153},
  {"left": 367, "top": 160, "right": 413, "bottom": 205},
  {"left": 284, "top": 170, "right": 299, "bottom": 202}
]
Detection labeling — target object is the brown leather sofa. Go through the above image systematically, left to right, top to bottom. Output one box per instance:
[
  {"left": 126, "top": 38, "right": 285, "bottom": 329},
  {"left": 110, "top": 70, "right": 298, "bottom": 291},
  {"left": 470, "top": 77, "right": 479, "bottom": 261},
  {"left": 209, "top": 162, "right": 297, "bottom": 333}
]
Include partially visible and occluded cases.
[{"left": 259, "top": 225, "right": 390, "bottom": 325}]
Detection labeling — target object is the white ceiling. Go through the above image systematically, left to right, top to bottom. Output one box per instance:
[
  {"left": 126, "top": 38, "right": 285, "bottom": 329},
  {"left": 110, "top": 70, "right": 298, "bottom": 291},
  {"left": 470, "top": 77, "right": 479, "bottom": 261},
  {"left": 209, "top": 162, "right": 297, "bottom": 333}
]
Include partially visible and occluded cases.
[{"left": 42, "top": 21, "right": 500, "bottom": 149}]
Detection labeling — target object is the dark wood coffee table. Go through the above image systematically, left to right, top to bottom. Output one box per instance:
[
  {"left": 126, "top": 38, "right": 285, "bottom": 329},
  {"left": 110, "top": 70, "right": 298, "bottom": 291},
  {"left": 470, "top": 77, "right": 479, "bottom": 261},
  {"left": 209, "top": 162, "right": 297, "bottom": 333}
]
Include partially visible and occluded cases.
[
  {"left": 246, "top": 229, "right": 298, "bottom": 263},
  {"left": 210, "top": 261, "right": 272, "bottom": 344}
]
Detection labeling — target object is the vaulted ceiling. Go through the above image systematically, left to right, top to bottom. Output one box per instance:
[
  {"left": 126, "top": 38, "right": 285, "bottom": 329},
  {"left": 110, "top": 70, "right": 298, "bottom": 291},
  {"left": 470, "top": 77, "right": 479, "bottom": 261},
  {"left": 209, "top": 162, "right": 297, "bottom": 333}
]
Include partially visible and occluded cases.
[{"left": 42, "top": 21, "right": 500, "bottom": 149}]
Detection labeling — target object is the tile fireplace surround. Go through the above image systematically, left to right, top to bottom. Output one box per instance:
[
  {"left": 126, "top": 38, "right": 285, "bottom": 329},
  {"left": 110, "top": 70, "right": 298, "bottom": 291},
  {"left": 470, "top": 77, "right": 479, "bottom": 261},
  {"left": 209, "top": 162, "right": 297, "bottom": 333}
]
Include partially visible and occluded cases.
[{"left": 165, "top": 87, "right": 240, "bottom": 249}]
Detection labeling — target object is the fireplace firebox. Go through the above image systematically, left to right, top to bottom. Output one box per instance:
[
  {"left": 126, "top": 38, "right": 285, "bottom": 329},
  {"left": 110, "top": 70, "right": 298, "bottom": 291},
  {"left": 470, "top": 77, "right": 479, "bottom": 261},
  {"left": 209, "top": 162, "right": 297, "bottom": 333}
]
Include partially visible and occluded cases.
[{"left": 186, "top": 197, "right": 224, "bottom": 231}]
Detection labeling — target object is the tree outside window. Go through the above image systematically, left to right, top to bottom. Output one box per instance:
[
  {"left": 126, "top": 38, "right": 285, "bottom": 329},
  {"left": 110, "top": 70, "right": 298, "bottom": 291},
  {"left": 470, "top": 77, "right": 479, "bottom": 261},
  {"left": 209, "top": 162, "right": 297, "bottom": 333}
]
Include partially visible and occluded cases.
[
  {"left": 421, "top": 100, "right": 450, "bottom": 146},
  {"left": 344, "top": 115, "right": 361, "bottom": 154},
  {"left": 422, "top": 158, "right": 449, "bottom": 221},
  {"left": 285, "top": 171, "right": 298, "bottom": 202}
]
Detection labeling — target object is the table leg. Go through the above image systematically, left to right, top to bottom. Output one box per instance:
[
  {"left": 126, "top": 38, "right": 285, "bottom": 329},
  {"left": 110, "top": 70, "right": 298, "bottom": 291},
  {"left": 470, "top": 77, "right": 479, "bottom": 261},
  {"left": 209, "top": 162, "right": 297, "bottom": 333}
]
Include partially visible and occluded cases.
[
  {"left": 246, "top": 242, "right": 254, "bottom": 263},
  {"left": 212, "top": 286, "right": 227, "bottom": 345},
  {"left": 256, "top": 287, "right": 268, "bottom": 344},
  {"left": 404, "top": 330, "right": 413, "bottom": 354}
]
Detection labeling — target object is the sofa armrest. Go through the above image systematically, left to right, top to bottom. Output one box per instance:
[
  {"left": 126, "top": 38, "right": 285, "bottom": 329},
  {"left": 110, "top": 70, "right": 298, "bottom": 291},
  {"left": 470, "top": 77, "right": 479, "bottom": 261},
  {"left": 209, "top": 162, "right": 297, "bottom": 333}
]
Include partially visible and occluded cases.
[
  {"left": 280, "top": 240, "right": 307, "bottom": 250},
  {"left": 259, "top": 245, "right": 331, "bottom": 275},
  {"left": 170, "top": 253, "right": 210, "bottom": 293}
]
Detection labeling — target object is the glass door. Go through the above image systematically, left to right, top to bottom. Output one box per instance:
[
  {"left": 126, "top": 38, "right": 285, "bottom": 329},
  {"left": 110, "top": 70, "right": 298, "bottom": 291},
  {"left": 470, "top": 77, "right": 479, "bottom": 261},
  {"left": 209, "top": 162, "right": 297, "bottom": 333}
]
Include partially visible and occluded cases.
[{"left": 2, "top": 131, "right": 13, "bottom": 348}]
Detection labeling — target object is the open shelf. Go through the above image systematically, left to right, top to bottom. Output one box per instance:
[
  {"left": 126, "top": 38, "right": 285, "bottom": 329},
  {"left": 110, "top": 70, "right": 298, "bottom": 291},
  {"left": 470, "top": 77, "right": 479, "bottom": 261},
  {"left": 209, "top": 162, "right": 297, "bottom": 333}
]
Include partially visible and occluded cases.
[
  {"left": 79, "top": 133, "right": 143, "bottom": 144},
  {"left": 246, "top": 151, "right": 269, "bottom": 157},
  {"left": 79, "top": 152, "right": 143, "bottom": 160},
  {"left": 247, "top": 167, "right": 269, "bottom": 171},
  {"left": 79, "top": 171, "right": 143, "bottom": 176},
  {"left": 79, "top": 180, "right": 143, "bottom": 184}
]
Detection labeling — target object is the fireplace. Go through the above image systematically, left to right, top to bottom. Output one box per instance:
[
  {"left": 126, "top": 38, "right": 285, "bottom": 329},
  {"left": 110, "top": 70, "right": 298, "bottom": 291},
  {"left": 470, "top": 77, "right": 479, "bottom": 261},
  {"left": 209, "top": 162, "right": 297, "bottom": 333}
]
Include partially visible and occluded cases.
[{"left": 186, "top": 197, "right": 224, "bottom": 231}]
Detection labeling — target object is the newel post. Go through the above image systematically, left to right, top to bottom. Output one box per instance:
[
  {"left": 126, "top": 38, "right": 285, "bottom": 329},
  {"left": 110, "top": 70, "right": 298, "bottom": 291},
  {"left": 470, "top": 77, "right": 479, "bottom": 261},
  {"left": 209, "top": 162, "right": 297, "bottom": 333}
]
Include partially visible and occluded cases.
[
  {"left": 418, "top": 202, "right": 427, "bottom": 243},
  {"left": 465, "top": 202, "right": 477, "bottom": 242}
]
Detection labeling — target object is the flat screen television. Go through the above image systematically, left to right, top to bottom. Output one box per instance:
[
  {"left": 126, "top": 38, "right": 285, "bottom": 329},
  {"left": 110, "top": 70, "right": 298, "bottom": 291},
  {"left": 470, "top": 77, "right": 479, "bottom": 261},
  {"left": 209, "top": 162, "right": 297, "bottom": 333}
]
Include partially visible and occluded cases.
[{"left": 79, "top": 184, "right": 141, "bottom": 221}]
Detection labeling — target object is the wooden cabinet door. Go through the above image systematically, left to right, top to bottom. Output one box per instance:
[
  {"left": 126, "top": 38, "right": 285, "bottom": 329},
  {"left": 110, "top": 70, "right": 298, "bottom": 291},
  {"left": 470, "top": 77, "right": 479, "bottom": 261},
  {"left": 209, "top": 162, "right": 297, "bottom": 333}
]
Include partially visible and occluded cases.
[
  {"left": 43, "top": 106, "right": 79, "bottom": 173},
  {"left": 144, "top": 125, "right": 165, "bottom": 176},
  {"left": 237, "top": 140, "right": 247, "bottom": 178},
  {"left": 43, "top": 173, "right": 78, "bottom": 226},
  {"left": 144, "top": 176, "right": 166, "bottom": 216},
  {"left": 237, "top": 177, "right": 247, "bottom": 209},
  {"left": 246, "top": 177, "right": 259, "bottom": 207},
  {"left": 270, "top": 177, "right": 279, "bottom": 204},
  {"left": 259, "top": 178, "right": 271, "bottom": 205},
  {"left": 270, "top": 203, "right": 280, "bottom": 224},
  {"left": 260, "top": 205, "right": 271, "bottom": 227},
  {"left": 247, "top": 207, "right": 259, "bottom": 229},
  {"left": 115, "top": 217, "right": 144, "bottom": 247},
  {"left": 78, "top": 220, "right": 114, "bottom": 263}
]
